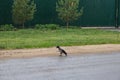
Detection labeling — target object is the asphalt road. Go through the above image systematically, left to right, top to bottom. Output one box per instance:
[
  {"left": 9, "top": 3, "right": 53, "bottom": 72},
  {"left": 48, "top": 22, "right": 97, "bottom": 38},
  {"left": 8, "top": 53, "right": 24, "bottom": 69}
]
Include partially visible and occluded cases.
[{"left": 0, "top": 52, "right": 120, "bottom": 80}]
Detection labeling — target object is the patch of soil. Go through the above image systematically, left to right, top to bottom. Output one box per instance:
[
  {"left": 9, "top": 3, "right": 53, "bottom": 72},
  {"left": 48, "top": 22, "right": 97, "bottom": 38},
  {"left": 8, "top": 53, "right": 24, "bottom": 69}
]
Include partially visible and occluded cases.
[{"left": 0, "top": 44, "right": 120, "bottom": 59}]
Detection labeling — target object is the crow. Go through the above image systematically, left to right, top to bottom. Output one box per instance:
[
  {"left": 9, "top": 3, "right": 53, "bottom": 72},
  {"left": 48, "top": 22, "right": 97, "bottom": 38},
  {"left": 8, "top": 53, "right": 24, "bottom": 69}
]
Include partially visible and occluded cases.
[{"left": 56, "top": 46, "right": 67, "bottom": 56}]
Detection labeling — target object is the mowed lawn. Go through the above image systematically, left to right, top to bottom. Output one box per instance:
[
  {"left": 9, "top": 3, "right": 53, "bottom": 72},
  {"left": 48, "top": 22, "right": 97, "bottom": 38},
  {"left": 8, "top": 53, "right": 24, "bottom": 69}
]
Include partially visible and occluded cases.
[{"left": 0, "top": 28, "right": 120, "bottom": 49}]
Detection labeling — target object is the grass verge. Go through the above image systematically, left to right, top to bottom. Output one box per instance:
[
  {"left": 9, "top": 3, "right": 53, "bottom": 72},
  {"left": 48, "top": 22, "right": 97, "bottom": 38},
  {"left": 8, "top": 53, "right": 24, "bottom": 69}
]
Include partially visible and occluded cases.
[{"left": 0, "top": 28, "right": 120, "bottom": 49}]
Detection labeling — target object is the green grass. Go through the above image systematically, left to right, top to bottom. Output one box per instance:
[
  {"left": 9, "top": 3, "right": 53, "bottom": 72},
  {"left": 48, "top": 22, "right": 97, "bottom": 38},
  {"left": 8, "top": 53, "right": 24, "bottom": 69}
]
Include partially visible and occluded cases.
[{"left": 0, "top": 28, "right": 120, "bottom": 49}]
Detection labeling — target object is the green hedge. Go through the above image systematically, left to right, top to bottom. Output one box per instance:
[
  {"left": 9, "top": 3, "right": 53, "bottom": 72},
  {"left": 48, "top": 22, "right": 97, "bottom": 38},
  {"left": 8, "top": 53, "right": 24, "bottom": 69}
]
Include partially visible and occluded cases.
[
  {"left": 0, "top": 24, "right": 16, "bottom": 31},
  {"left": 35, "top": 24, "right": 60, "bottom": 30}
]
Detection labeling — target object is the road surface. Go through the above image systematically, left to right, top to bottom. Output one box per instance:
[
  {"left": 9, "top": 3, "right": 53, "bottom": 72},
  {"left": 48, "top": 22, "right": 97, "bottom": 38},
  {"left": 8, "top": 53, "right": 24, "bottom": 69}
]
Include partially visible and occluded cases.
[{"left": 0, "top": 52, "right": 120, "bottom": 80}]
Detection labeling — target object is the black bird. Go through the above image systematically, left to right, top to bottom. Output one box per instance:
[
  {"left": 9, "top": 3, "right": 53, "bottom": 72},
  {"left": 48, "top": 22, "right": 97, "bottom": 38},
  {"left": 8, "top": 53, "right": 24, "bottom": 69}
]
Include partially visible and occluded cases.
[{"left": 56, "top": 46, "right": 67, "bottom": 56}]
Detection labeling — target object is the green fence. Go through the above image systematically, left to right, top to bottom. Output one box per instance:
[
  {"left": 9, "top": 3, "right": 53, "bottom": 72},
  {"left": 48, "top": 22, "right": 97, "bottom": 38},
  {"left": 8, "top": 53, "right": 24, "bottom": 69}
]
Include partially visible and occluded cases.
[
  {"left": 0, "top": 0, "right": 119, "bottom": 27},
  {"left": 0, "top": 0, "right": 12, "bottom": 25},
  {"left": 80, "top": 0, "right": 115, "bottom": 26},
  {"left": 118, "top": 0, "right": 120, "bottom": 26}
]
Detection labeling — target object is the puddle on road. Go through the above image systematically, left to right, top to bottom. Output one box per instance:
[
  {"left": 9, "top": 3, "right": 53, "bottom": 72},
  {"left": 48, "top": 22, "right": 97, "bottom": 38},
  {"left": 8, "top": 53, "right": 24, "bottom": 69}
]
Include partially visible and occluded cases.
[{"left": 0, "top": 52, "right": 120, "bottom": 80}]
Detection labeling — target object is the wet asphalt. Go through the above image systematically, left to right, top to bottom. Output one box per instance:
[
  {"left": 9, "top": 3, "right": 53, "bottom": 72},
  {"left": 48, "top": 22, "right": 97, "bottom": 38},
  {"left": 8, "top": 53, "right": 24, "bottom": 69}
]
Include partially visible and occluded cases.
[{"left": 0, "top": 52, "right": 120, "bottom": 80}]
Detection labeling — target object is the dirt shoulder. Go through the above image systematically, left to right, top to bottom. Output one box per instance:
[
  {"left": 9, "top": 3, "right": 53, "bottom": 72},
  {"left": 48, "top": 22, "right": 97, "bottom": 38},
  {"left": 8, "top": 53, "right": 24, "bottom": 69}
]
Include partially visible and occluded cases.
[{"left": 0, "top": 44, "right": 120, "bottom": 59}]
